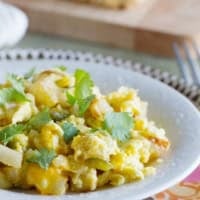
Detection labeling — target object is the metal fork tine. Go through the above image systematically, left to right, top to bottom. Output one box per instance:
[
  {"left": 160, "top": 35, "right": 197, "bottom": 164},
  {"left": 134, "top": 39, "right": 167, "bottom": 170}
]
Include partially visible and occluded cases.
[
  {"left": 192, "top": 41, "right": 200, "bottom": 60},
  {"left": 183, "top": 42, "right": 200, "bottom": 86},
  {"left": 173, "top": 43, "right": 193, "bottom": 85}
]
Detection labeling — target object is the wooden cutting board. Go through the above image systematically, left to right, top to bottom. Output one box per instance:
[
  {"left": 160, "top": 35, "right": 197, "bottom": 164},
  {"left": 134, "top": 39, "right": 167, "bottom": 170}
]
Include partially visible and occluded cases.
[{"left": 4, "top": 0, "right": 200, "bottom": 57}]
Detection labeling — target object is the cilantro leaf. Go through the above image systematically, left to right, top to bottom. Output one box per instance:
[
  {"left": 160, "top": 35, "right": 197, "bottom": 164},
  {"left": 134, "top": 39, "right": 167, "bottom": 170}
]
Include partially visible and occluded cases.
[
  {"left": 56, "top": 66, "right": 67, "bottom": 71},
  {"left": 24, "top": 67, "right": 36, "bottom": 79},
  {"left": 66, "top": 69, "right": 95, "bottom": 116},
  {"left": 74, "top": 69, "right": 94, "bottom": 100},
  {"left": 7, "top": 73, "right": 25, "bottom": 93},
  {"left": 0, "top": 88, "right": 28, "bottom": 106},
  {"left": 66, "top": 91, "right": 76, "bottom": 105},
  {"left": 78, "top": 95, "right": 95, "bottom": 116},
  {"left": 27, "top": 108, "right": 51, "bottom": 130},
  {"left": 103, "top": 112, "right": 134, "bottom": 142},
  {"left": 62, "top": 122, "right": 79, "bottom": 143},
  {"left": 0, "top": 124, "right": 25, "bottom": 145},
  {"left": 27, "top": 148, "right": 56, "bottom": 169}
]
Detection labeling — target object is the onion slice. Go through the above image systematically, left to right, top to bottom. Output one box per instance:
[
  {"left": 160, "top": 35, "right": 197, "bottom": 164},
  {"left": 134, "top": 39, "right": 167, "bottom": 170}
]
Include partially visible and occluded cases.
[{"left": 0, "top": 144, "right": 23, "bottom": 168}]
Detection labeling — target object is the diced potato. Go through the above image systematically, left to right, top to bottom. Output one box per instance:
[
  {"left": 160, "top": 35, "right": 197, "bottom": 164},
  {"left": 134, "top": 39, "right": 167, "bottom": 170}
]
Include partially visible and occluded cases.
[
  {"left": 28, "top": 73, "right": 65, "bottom": 107},
  {"left": 88, "top": 97, "right": 113, "bottom": 120},
  {"left": 0, "top": 144, "right": 23, "bottom": 168},
  {"left": 52, "top": 155, "right": 69, "bottom": 170},
  {"left": 3, "top": 167, "right": 22, "bottom": 186},
  {"left": 71, "top": 168, "right": 97, "bottom": 192},
  {"left": 0, "top": 171, "right": 12, "bottom": 189}
]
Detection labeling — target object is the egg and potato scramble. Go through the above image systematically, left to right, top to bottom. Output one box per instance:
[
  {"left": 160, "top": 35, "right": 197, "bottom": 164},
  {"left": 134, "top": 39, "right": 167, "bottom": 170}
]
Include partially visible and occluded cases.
[{"left": 0, "top": 67, "right": 170, "bottom": 195}]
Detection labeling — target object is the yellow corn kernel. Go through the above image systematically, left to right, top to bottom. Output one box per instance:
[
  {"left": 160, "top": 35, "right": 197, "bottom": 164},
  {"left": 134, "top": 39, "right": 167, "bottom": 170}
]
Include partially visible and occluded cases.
[
  {"left": 56, "top": 76, "right": 71, "bottom": 88},
  {"left": 107, "top": 87, "right": 136, "bottom": 111},
  {"left": 135, "top": 119, "right": 146, "bottom": 131},
  {"left": 39, "top": 122, "right": 63, "bottom": 151},
  {"left": 42, "top": 122, "right": 64, "bottom": 137},
  {"left": 40, "top": 129, "right": 59, "bottom": 150},
  {"left": 110, "top": 152, "right": 125, "bottom": 171},
  {"left": 26, "top": 164, "right": 67, "bottom": 195},
  {"left": 143, "top": 167, "right": 156, "bottom": 176},
  {"left": 80, "top": 168, "right": 97, "bottom": 191},
  {"left": 97, "top": 171, "right": 110, "bottom": 187},
  {"left": 109, "top": 174, "right": 125, "bottom": 186}
]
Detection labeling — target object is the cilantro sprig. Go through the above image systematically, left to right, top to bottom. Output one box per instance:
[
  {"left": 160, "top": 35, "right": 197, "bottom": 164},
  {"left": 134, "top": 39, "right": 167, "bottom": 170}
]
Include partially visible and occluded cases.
[
  {"left": 56, "top": 66, "right": 67, "bottom": 72},
  {"left": 24, "top": 67, "right": 36, "bottom": 79},
  {"left": 66, "top": 69, "right": 95, "bottom": 116},
  {"left": 74, "top": 69, "right": 94, "bottom": 99},
  {"left": 0, "top": 73, "right": 28, "bottom": 106},
  {"left": 7, "top": 74, "right": 25, "bottom": 93},
  {"left": 0, "top": 88, "right": 28, "bottom": 106},
  {"left": 0, "top": 108, "right": 52, "bottom": 145},
  {"left": 27, "top": 108, "right": 51, "bottom": 130},
  {"left": 0, "top": 109, "right": 52, "bottom": 145},
  {"left": 103, "top": 112, "right": 134, "bottom": 142},
  {"left": 62, "top": 122, "right": 79, "bottom": 143},
  {"left": 0, "top": 124, "right": 25, "bottom": 145},
  {"left": 27, "top": 148, "right": 56, "bottom": 169}
]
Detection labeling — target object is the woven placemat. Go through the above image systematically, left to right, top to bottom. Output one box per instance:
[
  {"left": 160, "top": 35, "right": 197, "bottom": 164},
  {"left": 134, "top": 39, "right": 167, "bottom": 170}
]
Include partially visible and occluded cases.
[
  {"left": 0, "top": 48, "right": 200, "bottom": 109},
  {"left": 0, "top": 49, "right": 199, "bottom": 200}
]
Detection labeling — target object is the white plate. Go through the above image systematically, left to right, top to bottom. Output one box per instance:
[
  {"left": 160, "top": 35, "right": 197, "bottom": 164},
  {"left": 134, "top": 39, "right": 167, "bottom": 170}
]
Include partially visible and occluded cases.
[{"left": 0, "top": 50, "right": 200, "bottom": 200}]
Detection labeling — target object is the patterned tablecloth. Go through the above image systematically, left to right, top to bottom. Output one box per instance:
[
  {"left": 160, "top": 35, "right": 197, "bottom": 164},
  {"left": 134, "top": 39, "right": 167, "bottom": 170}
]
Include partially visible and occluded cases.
[
  {"left": 149, "top": 167, "right": 200, "bottom": 200},
  {"left": 152, "top": 167, "right": 200, "bottom": 199}
]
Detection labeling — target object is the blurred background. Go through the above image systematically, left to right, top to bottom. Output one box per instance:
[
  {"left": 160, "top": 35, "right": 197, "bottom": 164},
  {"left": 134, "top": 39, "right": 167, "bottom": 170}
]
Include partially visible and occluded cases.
[{"left": 1, "top": 0, "right": 200, "bottom": 79}]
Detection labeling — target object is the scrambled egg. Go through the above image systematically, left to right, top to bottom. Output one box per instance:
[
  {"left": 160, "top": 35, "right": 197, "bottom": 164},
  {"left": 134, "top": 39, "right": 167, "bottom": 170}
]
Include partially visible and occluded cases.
[
  {"left": 0, "top": 68, "right": 170, "bottom": 195},
  {"left": 72, "top": 131, "right": 119, "bottom": 161}
]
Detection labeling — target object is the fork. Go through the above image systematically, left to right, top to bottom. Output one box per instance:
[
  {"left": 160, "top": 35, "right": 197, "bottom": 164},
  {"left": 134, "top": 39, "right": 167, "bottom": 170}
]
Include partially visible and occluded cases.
[{"left": 173, "top": 41, "right": 200, "bottom": 86}]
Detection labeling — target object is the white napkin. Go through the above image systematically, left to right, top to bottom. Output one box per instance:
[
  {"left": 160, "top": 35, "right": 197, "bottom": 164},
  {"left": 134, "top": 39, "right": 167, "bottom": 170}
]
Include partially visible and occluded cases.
[{"left": 0, "top": 2, "right": 28, "bottom": 48}]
